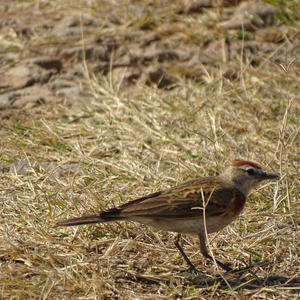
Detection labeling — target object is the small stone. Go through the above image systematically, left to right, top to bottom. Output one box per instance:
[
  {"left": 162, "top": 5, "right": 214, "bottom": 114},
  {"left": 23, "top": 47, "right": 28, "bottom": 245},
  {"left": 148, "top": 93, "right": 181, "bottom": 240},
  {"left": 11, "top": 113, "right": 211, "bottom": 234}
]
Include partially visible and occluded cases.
[
  {"left": 2, "top": 62, "right": 56, "bottom": 91},
  {"left": 7, "top": 65, "right": 31, "bottom": 77},
  {"left": 0, "top": 75, "right": 34, "bottom": 90},
  {"left": 50, "top": 78, "right": 76, "bottom": 90},
  {"left": 0, "top": 92, "right": 18, "bottom": 110}
]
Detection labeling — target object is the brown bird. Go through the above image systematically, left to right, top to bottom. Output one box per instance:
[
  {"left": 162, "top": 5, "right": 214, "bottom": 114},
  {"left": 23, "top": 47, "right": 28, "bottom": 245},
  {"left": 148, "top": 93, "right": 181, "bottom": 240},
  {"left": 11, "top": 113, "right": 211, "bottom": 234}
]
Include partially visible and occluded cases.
[{"left": 56, "top": 159, "right": 279, "bottom": 272}]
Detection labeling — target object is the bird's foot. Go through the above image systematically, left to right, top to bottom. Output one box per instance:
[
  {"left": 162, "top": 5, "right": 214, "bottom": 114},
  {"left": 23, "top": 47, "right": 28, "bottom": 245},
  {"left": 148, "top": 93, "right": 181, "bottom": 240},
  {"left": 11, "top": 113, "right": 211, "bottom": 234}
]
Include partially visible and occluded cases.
[
  {"left": 215, "top": 260, "right": 233, "bottom": 273},
  {"left": 228, "top": 261, "right": 271, "bottom": 275},
  {"left": 177, "top": 265, "right": 204, "bottom": 277},
  {"left": 187, "top": 265, "right": 201, "bottom": 274}
]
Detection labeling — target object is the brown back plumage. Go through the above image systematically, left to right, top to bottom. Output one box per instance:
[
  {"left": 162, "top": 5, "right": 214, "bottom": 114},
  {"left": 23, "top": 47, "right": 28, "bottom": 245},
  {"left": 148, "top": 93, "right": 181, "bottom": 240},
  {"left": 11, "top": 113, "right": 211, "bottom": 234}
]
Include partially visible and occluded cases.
[
  {"left": 56, "top": 176, "right": 243, "bottom": 226},
  {"left": 117, "top": 177, "right": 237, "bottom": 218}
]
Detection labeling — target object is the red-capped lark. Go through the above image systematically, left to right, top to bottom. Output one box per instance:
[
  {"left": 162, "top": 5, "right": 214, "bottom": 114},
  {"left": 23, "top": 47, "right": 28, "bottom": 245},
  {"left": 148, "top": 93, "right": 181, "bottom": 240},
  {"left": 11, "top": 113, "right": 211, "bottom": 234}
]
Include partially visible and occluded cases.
[{"left": 56, "top": 159, "right": 279, "bottom": 272}]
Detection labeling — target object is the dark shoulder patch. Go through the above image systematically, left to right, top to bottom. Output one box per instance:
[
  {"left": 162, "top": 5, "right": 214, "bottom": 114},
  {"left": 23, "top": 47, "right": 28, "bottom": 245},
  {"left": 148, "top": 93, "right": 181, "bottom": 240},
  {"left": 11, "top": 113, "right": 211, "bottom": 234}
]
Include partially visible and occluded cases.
[{"left": 233, "top": 189, "right": 247, "bottom": 215}]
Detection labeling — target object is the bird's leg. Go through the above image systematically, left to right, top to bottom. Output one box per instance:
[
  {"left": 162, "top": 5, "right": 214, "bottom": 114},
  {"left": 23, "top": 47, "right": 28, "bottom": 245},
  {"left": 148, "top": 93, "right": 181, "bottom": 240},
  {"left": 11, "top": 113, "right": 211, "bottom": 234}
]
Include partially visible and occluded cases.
[
  {"left": 174, "top": 233, "right": 198, "bottom": 272},
  {"left": 198, "top": 233, "right": 232, "bottom": 272}
]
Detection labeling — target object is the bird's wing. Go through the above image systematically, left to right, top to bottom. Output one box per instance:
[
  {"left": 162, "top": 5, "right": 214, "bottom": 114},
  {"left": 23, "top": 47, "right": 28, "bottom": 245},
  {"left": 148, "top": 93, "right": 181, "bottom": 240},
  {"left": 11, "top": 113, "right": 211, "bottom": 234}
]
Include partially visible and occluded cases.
[{"left": 118, "top": 178, "right": 237, "bottom": 218}]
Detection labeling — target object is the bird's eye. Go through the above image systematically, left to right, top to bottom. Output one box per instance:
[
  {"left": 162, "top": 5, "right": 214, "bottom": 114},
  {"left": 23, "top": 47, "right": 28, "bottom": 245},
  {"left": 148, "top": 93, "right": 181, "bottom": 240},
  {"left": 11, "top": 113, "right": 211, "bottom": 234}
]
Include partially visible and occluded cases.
[{"left": 246, "top": 168, "right": 255, "bottom": 175}]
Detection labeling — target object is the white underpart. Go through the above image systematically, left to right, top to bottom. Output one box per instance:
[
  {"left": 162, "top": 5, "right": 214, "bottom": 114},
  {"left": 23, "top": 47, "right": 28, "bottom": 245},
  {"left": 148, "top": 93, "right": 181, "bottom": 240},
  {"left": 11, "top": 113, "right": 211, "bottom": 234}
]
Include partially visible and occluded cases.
[{"left": 132, "top": 215, "right": 236, "bottom": 235}]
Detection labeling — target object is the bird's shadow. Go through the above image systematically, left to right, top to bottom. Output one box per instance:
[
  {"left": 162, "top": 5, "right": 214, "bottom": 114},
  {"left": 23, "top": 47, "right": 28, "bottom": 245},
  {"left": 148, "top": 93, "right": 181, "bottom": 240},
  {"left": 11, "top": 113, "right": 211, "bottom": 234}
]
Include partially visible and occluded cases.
[
  {"left": 126, "top": 263, "right": 299, "bottom": 292},
  {"left": 188, "top": 271, "right": 300, "bottom": 291}
]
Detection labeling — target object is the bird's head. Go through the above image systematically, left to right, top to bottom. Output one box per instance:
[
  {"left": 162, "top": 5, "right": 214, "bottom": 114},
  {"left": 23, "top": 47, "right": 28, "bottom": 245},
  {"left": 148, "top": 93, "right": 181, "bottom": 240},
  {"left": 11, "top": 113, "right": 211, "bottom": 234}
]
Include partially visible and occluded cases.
[{"left": 222, "top": 159, "right": 279, "bottom": 196}]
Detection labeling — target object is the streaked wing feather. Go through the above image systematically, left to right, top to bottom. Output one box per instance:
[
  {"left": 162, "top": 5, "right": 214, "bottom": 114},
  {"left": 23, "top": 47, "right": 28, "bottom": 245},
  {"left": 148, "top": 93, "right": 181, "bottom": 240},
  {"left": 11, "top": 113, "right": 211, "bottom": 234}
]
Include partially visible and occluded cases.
[{"left": 119, "top": 177, "right": 235, "bottom": 218}]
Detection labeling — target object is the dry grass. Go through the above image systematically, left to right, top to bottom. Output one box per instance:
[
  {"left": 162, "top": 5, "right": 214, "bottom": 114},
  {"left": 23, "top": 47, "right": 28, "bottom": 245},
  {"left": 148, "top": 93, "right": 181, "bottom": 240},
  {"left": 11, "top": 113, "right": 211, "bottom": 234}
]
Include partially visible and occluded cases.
[{"left": 1, "top": 0, "right": 300, "bottom": 299}]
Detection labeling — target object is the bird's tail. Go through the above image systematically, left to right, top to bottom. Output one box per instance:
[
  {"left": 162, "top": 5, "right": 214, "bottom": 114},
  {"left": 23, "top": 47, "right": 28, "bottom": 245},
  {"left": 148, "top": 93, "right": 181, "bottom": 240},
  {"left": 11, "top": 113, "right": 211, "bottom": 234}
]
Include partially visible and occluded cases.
[{"left": 55, "top": 208, "right": 124, "bottom": 227}]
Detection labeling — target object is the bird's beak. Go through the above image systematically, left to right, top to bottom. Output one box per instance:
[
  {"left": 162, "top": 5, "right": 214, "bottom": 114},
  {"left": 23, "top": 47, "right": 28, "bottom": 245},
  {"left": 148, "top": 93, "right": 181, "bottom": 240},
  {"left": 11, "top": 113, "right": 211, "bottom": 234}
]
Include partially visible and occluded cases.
[{"left": 261, "top": 171, "right": 280, "bottom": 180}]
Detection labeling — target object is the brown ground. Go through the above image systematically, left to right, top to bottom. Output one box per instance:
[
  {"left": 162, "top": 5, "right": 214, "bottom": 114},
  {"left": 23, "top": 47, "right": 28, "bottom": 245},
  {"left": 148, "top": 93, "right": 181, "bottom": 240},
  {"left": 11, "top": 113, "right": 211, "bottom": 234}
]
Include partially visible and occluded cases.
[{"left": 0, "top": 0, "right": 300, "bottom": 299}]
